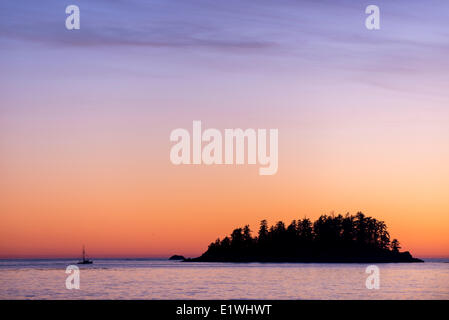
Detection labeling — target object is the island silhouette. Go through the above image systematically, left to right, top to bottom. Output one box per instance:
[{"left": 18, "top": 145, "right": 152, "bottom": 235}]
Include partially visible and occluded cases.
[{"left": 183, "top": 212, "right": 423, "bottom": 263}]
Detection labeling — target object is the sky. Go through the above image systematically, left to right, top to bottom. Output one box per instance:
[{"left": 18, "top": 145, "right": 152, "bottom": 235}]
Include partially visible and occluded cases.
[{"left": 0, "top": 0, "right": 448, "bottom": 258}]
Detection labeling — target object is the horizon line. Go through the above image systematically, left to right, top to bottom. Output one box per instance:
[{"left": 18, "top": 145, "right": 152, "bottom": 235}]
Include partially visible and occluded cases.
[{"left": 1, "top": 255, "right": 448, "bottom": 260}]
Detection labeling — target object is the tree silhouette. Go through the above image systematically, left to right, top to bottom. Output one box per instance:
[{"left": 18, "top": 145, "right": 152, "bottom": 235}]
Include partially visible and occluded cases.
[
  {"left": 191, "top": 212, "right": 422, "bottom": 263},
  {"left": 391, "top": 239, "right": 401, "bottom": 252}
]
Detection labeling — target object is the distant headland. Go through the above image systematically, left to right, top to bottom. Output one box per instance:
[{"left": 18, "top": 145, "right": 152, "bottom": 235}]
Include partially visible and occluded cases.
[{"left": 182, "top": 212, "right": 423, "bottom": 263}]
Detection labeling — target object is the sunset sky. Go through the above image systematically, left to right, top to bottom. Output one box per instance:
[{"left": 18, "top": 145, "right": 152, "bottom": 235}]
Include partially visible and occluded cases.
[{"left": 1, "top": 0, "right": 448, "bottom": 258}]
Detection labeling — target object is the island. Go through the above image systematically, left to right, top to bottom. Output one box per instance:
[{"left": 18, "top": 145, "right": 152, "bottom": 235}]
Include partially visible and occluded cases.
[
  {"left": 185, "top": 212, "right": 423, "bottom": 263},
  {"left": 169, "top": 255, "right": 186, "bottom": 261}
]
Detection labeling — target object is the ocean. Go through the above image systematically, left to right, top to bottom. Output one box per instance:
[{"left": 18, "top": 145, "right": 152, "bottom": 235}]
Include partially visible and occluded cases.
[{"left": 0, "top": 259, "right": 448, "bottom": 299}]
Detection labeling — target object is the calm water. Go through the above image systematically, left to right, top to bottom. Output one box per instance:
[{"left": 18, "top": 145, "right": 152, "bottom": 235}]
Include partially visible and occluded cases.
[{"left": 0, "top": 259, "right": 448, "bottom": 299}]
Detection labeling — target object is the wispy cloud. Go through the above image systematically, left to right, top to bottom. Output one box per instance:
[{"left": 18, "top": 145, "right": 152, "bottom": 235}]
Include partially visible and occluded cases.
[
  {"left": 0, "top": 0, "right": 280, "bottom": 52},
  {"left": 1, "top": 0, "right": 448, "bottom": 80}
]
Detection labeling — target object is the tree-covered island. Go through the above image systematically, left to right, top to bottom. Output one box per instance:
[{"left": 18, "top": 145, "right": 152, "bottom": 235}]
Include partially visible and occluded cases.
[{"left": 184, "top": 212, "right": 423, "bottom": 263}]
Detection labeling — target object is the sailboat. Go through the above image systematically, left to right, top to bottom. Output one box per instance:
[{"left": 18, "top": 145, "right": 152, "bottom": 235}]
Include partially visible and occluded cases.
[{"left": 77, "top": 245, "right": 93, "bottom": 264}]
